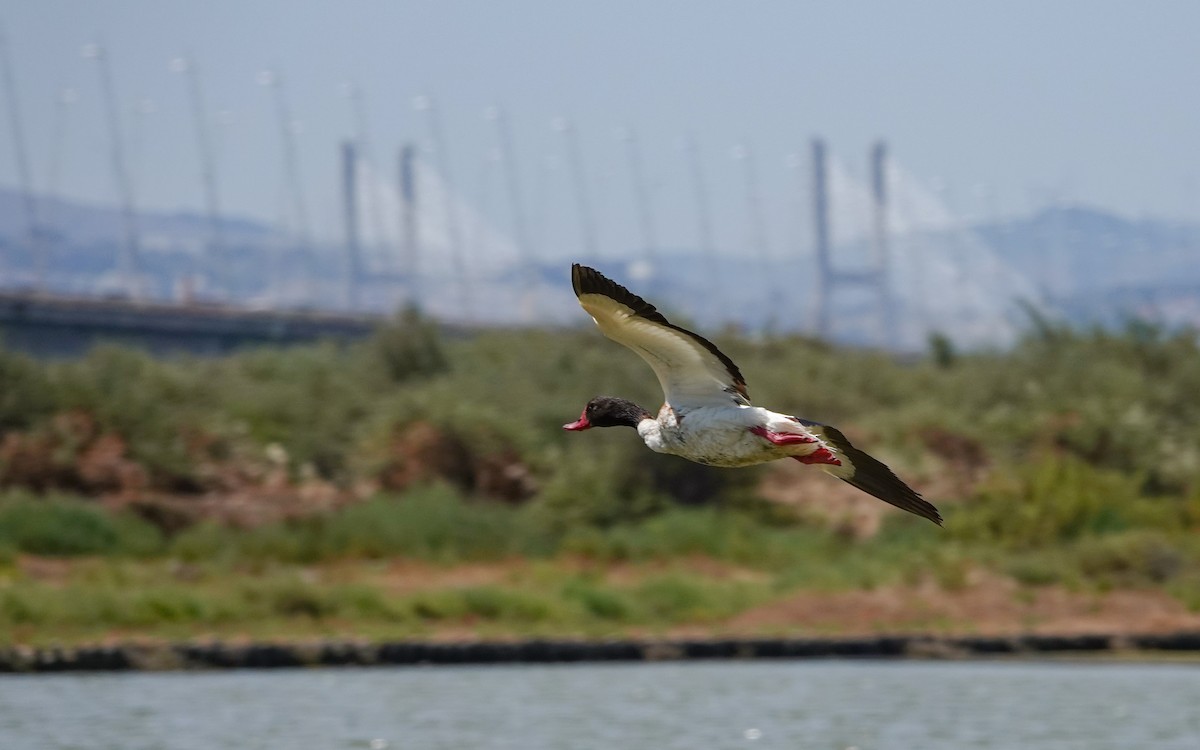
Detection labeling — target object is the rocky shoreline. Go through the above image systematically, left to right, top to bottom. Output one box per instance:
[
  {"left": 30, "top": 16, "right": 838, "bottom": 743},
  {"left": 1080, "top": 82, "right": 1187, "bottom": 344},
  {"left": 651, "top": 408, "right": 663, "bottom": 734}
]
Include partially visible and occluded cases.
[{"left": 3, "top": 631, "right": 1200, "bottom": 673}]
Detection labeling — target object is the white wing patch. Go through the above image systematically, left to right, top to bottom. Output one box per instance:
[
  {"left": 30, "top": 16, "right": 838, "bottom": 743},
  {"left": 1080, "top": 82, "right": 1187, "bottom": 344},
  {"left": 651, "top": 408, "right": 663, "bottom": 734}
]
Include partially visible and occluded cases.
[{"left": 578, "top": 292, "right": 744, "bottom": 408}]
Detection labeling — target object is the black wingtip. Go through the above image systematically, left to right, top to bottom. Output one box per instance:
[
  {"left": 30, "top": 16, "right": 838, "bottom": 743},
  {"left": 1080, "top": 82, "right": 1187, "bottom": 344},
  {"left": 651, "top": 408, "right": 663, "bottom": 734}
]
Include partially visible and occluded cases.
[
  {"left": 569, "top": 263, "right": 750, "bottom": 399},
  {"left": 571, "top": 263, "right": 670, "bottom": 325},
  {"left": 571, "top": 263, "right": 584, "bottom": 296},
  {"left": 817, "top": 425, "right": 943, "bottom": 526},
  {"left": 847, "top": 462, "right": 943, "bottom": 526},
  {"left": 845, "top": 464, "right": 943, "bottom": 526}
]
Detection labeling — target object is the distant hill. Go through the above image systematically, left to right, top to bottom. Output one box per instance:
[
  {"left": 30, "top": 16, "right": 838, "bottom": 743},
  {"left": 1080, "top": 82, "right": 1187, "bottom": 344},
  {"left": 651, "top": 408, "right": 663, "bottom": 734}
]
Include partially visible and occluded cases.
[
  {"left": 2, "top": 186, "right": 1198, "bottom": 347},
  {"left": 0, "top": 187, "right": 331, "bottom": 303},
  {"left": 0, "top": 188, "right": 276, "bottom": 250},
  {"left": 974, "top": 206, "right": 1200, "bottom": 327},
  {"left": 975, "top": 206, "right": 1200, "bottom": 297}
]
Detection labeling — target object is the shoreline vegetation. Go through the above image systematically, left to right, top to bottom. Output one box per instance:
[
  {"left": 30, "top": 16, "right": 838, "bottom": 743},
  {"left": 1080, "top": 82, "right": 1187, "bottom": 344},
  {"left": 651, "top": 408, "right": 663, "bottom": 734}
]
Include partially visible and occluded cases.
[
  {"left": 2, "top": 311, "right": 1200, "bottom": 651},
  {"left": 5, "top": 631, "right": 1200, "bottom": 673}
]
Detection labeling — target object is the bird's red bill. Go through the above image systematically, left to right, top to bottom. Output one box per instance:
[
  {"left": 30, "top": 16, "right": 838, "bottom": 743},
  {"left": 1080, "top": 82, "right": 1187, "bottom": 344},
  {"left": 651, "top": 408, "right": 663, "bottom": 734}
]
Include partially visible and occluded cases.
[{"left": 563, "top": 411, "right": 592, "bottom": 431}]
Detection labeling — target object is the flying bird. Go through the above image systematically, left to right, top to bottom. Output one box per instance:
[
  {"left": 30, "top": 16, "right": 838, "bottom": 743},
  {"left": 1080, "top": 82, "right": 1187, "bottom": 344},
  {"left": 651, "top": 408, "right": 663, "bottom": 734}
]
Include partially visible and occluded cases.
[{"left": 564, "top": 263, "right": 942, "bottom": 525}]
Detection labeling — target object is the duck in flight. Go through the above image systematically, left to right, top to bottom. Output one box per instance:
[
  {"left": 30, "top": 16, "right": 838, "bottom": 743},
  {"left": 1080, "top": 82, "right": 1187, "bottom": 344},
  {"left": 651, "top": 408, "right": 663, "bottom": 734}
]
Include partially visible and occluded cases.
[{"left": 563, "top": 263, "right": 942, "bottom": 525}]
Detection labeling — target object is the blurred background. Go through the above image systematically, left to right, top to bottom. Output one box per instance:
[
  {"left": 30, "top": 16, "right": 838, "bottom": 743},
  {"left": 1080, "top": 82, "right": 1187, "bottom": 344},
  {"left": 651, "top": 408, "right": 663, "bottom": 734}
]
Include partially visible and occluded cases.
[
  {"left": 3, "top": 1, "right": 1198, "bottom": 351},
  {"left": 2, "top": 4, "right": 1200, "bottom": 747}
]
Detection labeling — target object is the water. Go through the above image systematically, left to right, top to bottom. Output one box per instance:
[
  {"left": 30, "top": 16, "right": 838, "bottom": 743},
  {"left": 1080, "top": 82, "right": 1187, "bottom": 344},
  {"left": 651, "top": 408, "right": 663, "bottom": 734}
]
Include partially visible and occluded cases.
[{"left": 1, "top": 660, "right": 1197, "bottom": 749}]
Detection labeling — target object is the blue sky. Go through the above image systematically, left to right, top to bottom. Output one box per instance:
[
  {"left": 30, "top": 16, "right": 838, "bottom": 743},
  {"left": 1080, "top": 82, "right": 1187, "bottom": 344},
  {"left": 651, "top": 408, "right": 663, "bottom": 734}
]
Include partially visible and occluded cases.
[{"left": 3, "top": 0, "right": 1199, "bottom": 256}]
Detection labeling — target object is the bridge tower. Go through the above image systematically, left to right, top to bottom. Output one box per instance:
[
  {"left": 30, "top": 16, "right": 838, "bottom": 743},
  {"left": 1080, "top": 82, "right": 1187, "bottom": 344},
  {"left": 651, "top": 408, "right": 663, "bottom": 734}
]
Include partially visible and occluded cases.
[
  {"left": 810, "top": 138, "right": 895, "bottom": 345},
  {"left": 341, "top": 140, "right": 363, "bottom": 311},
  {"left": 398, "top": 143, "right": 419, "bottom": 300}
]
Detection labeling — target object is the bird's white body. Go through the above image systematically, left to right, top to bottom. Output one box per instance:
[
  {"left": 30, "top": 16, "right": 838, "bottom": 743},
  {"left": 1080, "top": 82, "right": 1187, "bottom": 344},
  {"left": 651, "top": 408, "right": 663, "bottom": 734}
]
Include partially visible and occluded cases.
[{"left": 638, "top": 404, "right": 829, "bottom": 468}]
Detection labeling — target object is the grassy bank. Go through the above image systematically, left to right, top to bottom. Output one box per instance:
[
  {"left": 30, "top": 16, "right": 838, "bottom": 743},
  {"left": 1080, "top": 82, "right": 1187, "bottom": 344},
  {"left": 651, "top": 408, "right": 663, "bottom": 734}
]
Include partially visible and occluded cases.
[
  {"left": 2, "top": 315, "right": 1200, "bottom": 644},
  {"left": 1, "top": 478, "right": 1199, "bottom": 645}
]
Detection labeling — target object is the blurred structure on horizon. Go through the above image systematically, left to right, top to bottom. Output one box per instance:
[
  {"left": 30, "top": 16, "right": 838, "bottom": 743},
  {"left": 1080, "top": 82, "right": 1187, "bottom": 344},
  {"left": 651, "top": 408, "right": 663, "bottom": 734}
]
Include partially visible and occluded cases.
[
  {"left": 2, "top": 28, "right": 1199, "bottom": 352},
  {"left": 3, "top": 157, "right": 1199, "bottom": 353}
]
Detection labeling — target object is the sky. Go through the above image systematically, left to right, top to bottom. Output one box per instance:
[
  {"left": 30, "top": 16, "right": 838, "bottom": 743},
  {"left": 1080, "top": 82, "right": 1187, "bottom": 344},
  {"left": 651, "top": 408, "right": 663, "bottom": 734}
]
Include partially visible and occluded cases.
[{"left": 2, "top": 0, "right": 1199, "bottom": 259}]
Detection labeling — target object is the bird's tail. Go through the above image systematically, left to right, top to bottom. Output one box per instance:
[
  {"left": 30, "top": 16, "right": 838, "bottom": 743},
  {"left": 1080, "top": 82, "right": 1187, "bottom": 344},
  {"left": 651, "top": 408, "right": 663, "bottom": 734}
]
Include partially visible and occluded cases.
[{"left": 800, "top": 421, "right": 943, "bottom": 525}]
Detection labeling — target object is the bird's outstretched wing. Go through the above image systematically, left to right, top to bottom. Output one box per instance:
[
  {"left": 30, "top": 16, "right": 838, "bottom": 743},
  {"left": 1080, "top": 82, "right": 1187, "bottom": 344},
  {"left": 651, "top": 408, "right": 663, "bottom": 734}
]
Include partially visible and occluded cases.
[
  {"left": 572, "top": 263, "right": 749, "bottom": 406},
  {"left": 800, "top": 419, "right": 943, "bottom": 525}
]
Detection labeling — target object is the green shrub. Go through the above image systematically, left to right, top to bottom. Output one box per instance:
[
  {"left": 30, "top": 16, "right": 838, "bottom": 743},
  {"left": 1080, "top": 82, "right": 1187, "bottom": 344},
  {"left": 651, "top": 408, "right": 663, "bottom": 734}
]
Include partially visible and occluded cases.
[
  {"left": 369, "top": 307, "right": 449, "bottom": 382},
  {"left": 4, "top": 318, "right": 1200, "bottom": 556},
  {"left": 218, "top": 344, "right": 380, "bottom": 479},
  {"left": 52, "top": 346, "right": 211, "bottom": 486},
  {"left": 0, "top": 348, "right": 55, "bottom": 430},
  {"left": 530, "top": 442, "right": 670, "bottom": 531},
  {"left": 948, "top": 456, "right": 1143, "bottom": 548},
  {"left": 170, "top": 486, "right": 543, "bottom": 564},
  {"left": 315, "top": 488, "right": 531, "bottom": 561},
  {"left": 0, "top": 493, "right": 163, "bottom": 556},
  {"left": 560, "top": 507, "right": 801, "bottom": 565},
  {"left": 1073, "top": 531, "right": 1186, "bottom": 585},
  {"left": 1004, "top": 551, "right": 1069, "bottom": 586},
  {"left": 626, "top": 574, "right": 764, "bottom": 623},
  {"left": 632, "top": 575, "right": 709, "bottom": 620},
  {"left": 237, "top": 577, "right": 338, "bottom": 619},
  {"left": 561, "top": 579, "right": 631, "bottom": 621},
  {"left": 330, "top": 585, "right": 405, "bottom": 621},
  {"left": 459, "top": 586, "right": 554, "bottom": 622},
  {"left": 0, "top": 588, "right": 52, "bottom": 626},
  {"left": 125, "top": 589, "right": 214, "bottom": 625},
  {"left": 406, "top": 590, "right": 469, "bottom": 621}
]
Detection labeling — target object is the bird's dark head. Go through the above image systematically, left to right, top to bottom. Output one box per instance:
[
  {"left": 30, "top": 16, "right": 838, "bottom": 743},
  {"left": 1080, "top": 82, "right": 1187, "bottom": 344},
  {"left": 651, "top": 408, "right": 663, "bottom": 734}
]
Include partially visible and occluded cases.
[{"left": 563, "top": 397, "right": 652, "bottom": 431}]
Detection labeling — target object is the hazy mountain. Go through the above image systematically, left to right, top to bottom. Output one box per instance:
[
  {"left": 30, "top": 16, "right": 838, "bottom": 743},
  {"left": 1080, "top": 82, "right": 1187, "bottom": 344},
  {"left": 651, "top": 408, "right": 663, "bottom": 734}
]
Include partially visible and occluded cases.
[
  {"left": 2, "top": 186, "right": 1198, "bottom": 347},
  {"left": 0, "top": 189, "right": 276, "bottom": 250},
  {"left": 973, "top": 206, "right": 1200, "bottom": 328},
  {"left": 975, "top": 206, "right": 1200, "bottom": 298}
]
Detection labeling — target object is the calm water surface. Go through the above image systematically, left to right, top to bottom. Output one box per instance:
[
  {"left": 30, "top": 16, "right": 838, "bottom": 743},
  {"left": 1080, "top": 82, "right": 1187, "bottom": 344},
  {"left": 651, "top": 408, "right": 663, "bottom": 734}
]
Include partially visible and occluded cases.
[{"left": 1, "top": 660, "right": 1197, "bottom": 749}]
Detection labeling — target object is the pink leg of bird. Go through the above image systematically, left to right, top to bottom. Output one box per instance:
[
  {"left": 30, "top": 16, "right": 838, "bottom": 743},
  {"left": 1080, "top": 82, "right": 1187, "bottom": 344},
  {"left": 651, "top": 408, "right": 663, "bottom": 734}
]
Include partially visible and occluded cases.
[
  {"left": 749, "top": 426, "right": 818, "bottom": 446},
  {"left": 794, "top": 447, "right": 842, "bottom": 466}
]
